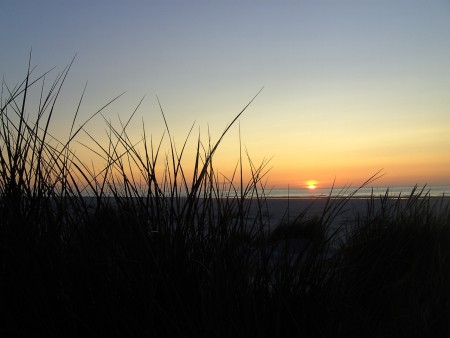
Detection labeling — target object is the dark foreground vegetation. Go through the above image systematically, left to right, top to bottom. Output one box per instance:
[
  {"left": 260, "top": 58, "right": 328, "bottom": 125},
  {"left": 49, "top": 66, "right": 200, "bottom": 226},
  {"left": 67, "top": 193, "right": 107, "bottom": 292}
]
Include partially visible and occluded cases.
[{"left": 1, "top": 59, "right": 450, "bottom": 337}]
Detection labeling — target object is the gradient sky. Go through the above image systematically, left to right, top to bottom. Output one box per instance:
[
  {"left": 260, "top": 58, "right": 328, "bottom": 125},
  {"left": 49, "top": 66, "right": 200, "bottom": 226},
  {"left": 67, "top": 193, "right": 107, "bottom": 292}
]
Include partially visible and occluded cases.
[{"left": 2, "top": 0, "right": 450, "bottom": 189}]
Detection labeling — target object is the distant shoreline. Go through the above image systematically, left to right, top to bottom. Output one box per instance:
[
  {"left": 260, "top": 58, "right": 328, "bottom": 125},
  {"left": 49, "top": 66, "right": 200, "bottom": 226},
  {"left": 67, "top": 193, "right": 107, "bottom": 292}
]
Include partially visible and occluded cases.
[
  {"left": 265, "top": 185, "right": 450, "bottom": 199},
  {"left": 263, "top": 195, "right": 450, "bottom": 200}
]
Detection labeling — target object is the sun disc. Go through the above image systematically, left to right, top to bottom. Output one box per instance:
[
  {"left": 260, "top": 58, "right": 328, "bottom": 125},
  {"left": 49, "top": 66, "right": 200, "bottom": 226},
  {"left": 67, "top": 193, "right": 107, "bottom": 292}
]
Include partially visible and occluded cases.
[{"left": 306, "top": 180, "right": 318, "bottom": 190}]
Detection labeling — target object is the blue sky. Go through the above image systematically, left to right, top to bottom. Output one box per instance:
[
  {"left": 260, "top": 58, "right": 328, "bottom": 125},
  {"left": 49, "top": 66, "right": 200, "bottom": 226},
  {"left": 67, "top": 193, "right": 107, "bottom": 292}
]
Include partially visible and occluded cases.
[{"left": 2, "top": 0, "right": 450, "bottom": 188}]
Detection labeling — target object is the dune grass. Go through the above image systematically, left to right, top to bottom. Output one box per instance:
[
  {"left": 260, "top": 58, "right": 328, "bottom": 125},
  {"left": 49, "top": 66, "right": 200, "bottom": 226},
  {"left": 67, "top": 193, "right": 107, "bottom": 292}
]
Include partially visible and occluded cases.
[{"left": 1, "top": 59, "right": 450, "bottom": 337}]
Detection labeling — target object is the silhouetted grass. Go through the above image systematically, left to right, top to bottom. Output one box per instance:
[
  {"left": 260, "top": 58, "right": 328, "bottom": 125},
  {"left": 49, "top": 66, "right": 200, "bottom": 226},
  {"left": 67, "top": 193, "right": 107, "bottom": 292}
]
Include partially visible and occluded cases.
[
  {"left": 1, "top": 57, "right": 450, "bottom": 337},
  {"left": 336, "top": 189, "right": 450, "bottom": 337}
]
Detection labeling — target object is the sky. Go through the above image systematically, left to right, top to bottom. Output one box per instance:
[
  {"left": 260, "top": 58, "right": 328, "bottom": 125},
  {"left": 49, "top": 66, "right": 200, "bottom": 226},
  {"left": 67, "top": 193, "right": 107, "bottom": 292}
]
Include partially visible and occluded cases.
[{"left": 2, "top": 0, "right": 450, "bottom": 189}]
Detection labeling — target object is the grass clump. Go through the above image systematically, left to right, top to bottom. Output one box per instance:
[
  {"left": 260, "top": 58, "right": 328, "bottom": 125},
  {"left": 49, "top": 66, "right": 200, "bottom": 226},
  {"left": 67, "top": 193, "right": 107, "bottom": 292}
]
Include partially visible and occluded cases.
[
  {"left": 1, "top": 57, "right": 450, "bottom": 337},
  {"left": 336, "top": 189, "right": 450, "bottom": 337}
]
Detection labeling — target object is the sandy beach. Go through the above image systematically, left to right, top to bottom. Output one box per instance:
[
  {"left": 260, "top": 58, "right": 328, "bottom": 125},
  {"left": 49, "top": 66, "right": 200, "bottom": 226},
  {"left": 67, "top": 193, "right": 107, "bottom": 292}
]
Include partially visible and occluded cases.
[{"left": 249, "top": 195, "right": 450, "bottom": 230}]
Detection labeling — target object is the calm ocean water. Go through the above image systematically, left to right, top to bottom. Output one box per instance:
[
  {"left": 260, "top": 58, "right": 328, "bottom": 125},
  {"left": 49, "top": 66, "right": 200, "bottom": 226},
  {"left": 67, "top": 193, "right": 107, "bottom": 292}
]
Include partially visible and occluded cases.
[
  {"left": 80, "top": 185, "right": 450, "bottom": 200},
  {"left": 267, "top": 185, "right": 450, "bottom": 198}
]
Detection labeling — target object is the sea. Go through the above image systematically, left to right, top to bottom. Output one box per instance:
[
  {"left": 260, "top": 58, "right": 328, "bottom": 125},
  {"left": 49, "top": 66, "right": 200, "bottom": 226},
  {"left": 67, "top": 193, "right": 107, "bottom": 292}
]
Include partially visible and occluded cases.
[{"left": 265, "top": 185, "right": 450, "bottom": 199}]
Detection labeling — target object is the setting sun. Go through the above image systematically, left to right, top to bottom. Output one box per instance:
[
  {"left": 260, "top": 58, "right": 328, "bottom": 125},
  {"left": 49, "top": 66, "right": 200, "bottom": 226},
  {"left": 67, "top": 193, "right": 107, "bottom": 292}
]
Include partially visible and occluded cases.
[{"left": 306, "top": 180, "right": 318, "bottom": 190}]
